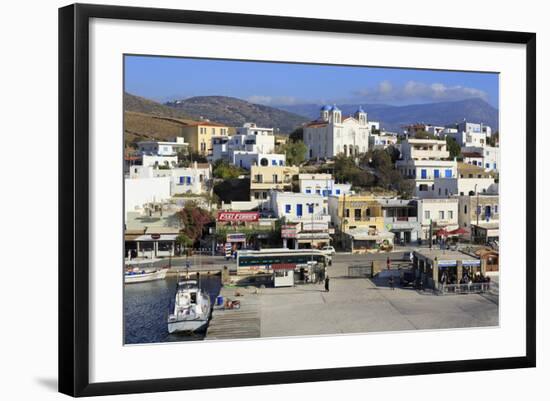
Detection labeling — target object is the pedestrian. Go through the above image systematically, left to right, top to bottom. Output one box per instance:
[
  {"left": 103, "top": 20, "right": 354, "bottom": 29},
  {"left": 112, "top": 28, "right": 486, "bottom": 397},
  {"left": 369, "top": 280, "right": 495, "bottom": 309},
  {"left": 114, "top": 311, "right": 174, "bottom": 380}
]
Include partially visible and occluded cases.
[
  {"left": 386, "top": 256, "right": 391, "bottom": 270},
  {"left": 324, "top": 275, "right": 330, "bottom": 292},
  {"left": 389, "top": 275, "right": 395, "bottom": 290}
]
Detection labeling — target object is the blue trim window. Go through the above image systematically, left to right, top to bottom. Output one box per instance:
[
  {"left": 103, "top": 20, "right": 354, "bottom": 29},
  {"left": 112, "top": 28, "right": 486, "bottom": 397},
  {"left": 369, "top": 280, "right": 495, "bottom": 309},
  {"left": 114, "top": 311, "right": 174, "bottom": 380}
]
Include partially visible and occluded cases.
[
  {"left": 271, "top": 159, "right": 277, "bottom": 166},
  {"left": 279, "top": 160, "right": 284, "bottom": 166},
  {"left": 486, "top": 163, "right": 490, "bottom": 168},
  {"left": 493, "top": 163, "right": 497, "bottom": 169},
  {"left": 421, "top": 169, "right": 427, "bottom": 179},
  {"left": 434, "top": 169, "right": 440, "bottom": 179},
  {"left": 445, "top": 169, "right": 452, "bottom": 178},
  {"left": 179, "top": 176, "right": 185, "bottom": 185},
  {"left": 187, "top": 176, "right": 191, "bottom": 185},
  {"left": 305, "top": 189, "right": 311, "bottom": 194},
  {"left": 335, "top": 189, "right": 341, "bottom": 195},
  {"left": 322, "top": 190, "right": 328, "bottom": 196},
  {"left": 285, "top": 204, "right": 291, "bottom": 214},
  {"left": 296, "top": 204, "right": 303, "bottom": 216},
  {"left": 308, "top": 204, "right": 314, "bottom": 213}
]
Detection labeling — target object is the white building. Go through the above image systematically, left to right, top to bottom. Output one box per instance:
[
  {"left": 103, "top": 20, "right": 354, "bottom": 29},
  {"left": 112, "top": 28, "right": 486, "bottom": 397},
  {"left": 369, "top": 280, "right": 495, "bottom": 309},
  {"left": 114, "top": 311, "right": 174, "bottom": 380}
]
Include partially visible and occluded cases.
[
  {"left": 303, "top": 105, "right": 370, "bottom": 159},
  {"left": 212, "top": 122, "right": 277, "bottom": 163},
  {"left": 447, "top": 122, "right": 491, "bottom": 147},
  {"left": 425, "top": 125, "right": 446, "bottom": 137},
  {"left": 369, "top": 132, "right": 398, "bottom": 149},
  {"left": 137, "top": 137, "right": 188, "bottom": 168},
  {"left": 396, "top": 138, "right": 457, "bottom": 197},
  {"left": 462, "top": 145, "right": 500, "bottom": 172},
  {"left": 231, "top": 151, "right": 286, "bottom": 170},
  {"left": 127, "top": 162, "right": 211, "bottom": 196},
  {"left": 433, "top": 162, "right": 497, "bottom": 197},
  {"left": 298, "top": 173, "right": 352, "bottom": 197},
  {"left": 124, "top": 176, "right": 171, "bottom": 221},
  {"left": 269, "top": 191, "right": 332, "bottom": 249},
  {"left": 269, "top": 192, "right": 328, "bottom": 220},
  {"left": 415, "top": 198, "right": 459, "bottom": 241}
]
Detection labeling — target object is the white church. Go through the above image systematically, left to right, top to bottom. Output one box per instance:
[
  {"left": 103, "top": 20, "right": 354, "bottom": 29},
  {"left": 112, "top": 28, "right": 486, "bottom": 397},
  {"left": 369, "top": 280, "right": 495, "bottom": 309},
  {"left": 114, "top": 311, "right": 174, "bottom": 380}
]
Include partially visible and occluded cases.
[{"left": 303, "top": 105, "right": 371, "bottom": 160}]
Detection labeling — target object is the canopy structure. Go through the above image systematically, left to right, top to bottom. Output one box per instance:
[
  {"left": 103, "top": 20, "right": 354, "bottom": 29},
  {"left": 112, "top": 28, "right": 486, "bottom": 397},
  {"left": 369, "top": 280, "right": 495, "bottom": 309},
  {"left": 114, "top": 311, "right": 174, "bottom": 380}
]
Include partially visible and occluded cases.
[{"left": 448, "top": 227, "right": 469, "bottom": 235}]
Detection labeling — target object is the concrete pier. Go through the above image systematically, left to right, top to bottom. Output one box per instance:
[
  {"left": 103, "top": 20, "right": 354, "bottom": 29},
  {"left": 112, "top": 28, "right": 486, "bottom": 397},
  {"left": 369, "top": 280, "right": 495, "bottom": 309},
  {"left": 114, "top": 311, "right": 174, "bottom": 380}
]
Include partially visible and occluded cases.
[{"left": 204, "top": 256, "right": 498, "bottom": 340}]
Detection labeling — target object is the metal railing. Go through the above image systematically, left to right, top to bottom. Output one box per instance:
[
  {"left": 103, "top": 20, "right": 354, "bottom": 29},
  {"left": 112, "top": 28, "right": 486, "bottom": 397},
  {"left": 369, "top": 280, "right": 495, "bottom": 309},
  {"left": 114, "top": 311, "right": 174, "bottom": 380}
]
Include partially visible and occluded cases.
[{"left": 436, "top": 282, "right": 497, "bottom": 295}]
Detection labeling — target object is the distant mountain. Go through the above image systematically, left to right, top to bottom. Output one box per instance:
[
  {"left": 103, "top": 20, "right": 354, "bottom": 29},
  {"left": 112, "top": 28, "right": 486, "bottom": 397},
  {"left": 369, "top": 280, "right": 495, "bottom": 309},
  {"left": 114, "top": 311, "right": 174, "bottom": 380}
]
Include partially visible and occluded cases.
[
  {"left": 124, "top": 92, "right": 195, "bottom": 120},
  {"left": 165, "top": 96, "right": 308, "bottom": 134},
  {"left": 277, "top": 98, "right": 499, "bottom": 133}
]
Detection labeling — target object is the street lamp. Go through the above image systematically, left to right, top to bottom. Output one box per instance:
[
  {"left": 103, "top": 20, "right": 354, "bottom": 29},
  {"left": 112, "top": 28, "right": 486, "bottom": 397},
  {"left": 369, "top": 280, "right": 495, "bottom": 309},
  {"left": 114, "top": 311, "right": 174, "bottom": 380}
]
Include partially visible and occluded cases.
[{"left": 306, "top": 202, "right": 315, "bottom": 262}]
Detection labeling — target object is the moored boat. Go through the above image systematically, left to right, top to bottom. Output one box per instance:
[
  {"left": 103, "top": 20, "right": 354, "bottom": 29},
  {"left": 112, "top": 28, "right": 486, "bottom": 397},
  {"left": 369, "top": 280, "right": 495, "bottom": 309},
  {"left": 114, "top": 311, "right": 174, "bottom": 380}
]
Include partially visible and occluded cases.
[
  {"left": 124, "top": 266, "right": 168, "bottom": 284},
  {"left": 167, "top": 279, "right": 211, "bottom": 333}
]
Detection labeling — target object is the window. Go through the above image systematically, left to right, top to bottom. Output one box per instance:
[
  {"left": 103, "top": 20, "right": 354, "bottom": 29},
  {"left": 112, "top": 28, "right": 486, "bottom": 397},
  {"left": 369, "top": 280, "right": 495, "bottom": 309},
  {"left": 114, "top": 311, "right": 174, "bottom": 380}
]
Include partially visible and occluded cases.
[
  {"left": 271, "top": 159, "right": 277, "bottom": 166},
  {"left": 279, "top": 160, "right": 284, "bottom": 166},
  {"left": 486, "top": 163, "right": 490, "bottom": 168},
  {"left": 421, "top": 169, "right": 427, "bottom": 179},
  {"left": 434, "top": 169, "right": 440, "bottom": 178},
  {"left": 445, "top": 169, "right": 452, "bottom": 178},
  {"left": 254, "top": 174, "right": 263, "bottom": 183},
  {"left": 272, "top": 175, "right": 278, "bottom": 183},
  {"left": 179, "top": 176, "right": 185, "bottom": 185},
  {"left": 419, "top": 184, "right": 428, "bottom": 191},
  {"left": 305, "top": 188, "right": 311, "bottom": 194},
  {"left": 438, "top": 188, "right": 441, "bottom": 195},
  {"left": 445, "top": 188, "right": 448, "bottom": 196},
  {"left": 335, "top": 189, "right": 341, "bottom": 195},
  {"left": 254, "top": 192, "right": 260, "bottom": 199},
  {"left": 262, "top": 192, "right": 267, "bottom": 199},
  {"left": 285, "top": 204, "right": 291, "bottom": 214},
  {"left": 297, "top": 204, "right": 303, "bottom": 216},
  {"left": 308, "top": 204, "right": 314, "bottom": 214},
  {"left": 494, "top": 205, "right": 498, "bottom": 214},
  {"left": 345, "top": 209, "right": 350, "bottom": 218},
  {"left": 354, "top": 209, "right": 362, "bottom": 219},
  {"left": 424, "top": 210, "right": 431, "bottom": 220},
  {"left": 448, "top": 210, "right": 453, "bottom": 219},
  {"left": 439, "top": 211, "right": 445, "bottom": 220}
]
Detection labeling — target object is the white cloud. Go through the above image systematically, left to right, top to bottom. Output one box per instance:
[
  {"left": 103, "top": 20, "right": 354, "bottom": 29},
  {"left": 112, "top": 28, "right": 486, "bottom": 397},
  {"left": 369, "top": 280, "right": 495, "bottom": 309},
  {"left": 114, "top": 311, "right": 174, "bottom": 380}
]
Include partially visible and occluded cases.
[{"left": 354, "top": 80, "right": 489, "bottom": 104}]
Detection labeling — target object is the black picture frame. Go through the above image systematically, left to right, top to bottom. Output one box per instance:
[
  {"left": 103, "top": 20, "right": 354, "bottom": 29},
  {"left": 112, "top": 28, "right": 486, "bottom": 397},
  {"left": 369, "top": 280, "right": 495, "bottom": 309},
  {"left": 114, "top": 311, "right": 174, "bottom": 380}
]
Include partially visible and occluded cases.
[{"left": 59, "top": 3, "right": 536, "bottom": 397}]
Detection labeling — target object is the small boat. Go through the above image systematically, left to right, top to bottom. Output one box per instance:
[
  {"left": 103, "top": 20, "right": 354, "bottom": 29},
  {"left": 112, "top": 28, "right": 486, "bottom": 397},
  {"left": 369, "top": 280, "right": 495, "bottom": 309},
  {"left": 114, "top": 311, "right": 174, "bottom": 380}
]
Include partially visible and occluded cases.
[
  {"left": 124, "top": 266, "right": 168, "bottom": 284},
  {"left": 167, "top": 279, "right": 211, "bottom": 333}
]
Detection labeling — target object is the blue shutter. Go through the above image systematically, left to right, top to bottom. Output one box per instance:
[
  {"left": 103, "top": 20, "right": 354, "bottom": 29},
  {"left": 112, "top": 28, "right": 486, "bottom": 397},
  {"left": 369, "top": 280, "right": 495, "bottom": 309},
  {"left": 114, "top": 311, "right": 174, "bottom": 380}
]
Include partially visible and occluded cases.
[
  {"left": 271, "top": 159, "right": 276, "bottom": 166},
  {"left": 421, "top": 169, "right": 427, "bottom": 179},
  {"left": 434, "top": 169, "right": 440, "bottom": 178},
  {"left": 445, "top": 169, "right": 452, "bottom": 178},
  {"left": 179, "top": 176, "right": 185, "bottom": 184},
  {"left": 187, "top": 176, "right": 191, "bottom": 185},
  {"left": 336, "top": 189, "right": 341, "bottom": 195},
  {"left": 285, "top": 204, "right": 291, "bottom": 214},
  {"left": 297, "top": 204, "right": 303, "bottom": 216},
  {"left": 308, "top": 204, "right": 314, "bottom": 213}
]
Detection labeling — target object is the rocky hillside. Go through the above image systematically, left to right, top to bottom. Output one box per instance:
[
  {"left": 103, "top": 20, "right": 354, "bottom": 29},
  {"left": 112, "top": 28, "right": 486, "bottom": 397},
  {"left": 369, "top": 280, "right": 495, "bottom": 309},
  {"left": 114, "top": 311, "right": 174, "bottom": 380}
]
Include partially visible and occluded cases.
[{"left": 165, "top": 96, "right": 308, "bottom": 134}]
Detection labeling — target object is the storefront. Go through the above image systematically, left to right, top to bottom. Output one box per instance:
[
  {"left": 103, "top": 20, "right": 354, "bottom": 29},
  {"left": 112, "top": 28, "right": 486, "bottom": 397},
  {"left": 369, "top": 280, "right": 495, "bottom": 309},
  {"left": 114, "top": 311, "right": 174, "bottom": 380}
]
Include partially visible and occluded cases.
[
  {"left": 124, "top": 229, "right": 177, "bottom": 259},
  {"left": 343, "top": 229, "right": 394, "bottom": 254}
]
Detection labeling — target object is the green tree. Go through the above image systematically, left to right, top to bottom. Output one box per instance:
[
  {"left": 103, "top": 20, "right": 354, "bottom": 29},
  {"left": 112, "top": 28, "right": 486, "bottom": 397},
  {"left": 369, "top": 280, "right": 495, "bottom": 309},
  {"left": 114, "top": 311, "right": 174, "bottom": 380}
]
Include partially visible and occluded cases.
[
  {"left": 289, "top": 127, "right": 303, "bottom": 142},
  {"left": 413, "top": 130, "right": 437, "bottom": 139},
  {"left": 446, "top": 136, "right": 461, "bottom": 160},
  {"left": 283, "top": 140, "right": 307, "bottom": 166},
  {"left": 212, "top": 159, "right": 244, "bottom": 180}
]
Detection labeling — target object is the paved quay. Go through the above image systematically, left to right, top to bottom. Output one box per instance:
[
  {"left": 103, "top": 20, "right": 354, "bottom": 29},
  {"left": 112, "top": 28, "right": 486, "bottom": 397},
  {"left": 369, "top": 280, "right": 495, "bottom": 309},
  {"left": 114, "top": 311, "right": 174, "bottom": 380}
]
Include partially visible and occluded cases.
[{"left": 205, "top": 257, "right": 499, "bottom": 339}]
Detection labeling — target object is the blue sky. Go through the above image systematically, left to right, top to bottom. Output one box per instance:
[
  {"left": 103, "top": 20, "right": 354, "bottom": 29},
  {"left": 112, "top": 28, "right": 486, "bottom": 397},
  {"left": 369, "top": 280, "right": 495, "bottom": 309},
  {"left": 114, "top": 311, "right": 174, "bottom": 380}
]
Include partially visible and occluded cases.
[{"left": 124, "top": 55, "right": 499, "bottom": 108}]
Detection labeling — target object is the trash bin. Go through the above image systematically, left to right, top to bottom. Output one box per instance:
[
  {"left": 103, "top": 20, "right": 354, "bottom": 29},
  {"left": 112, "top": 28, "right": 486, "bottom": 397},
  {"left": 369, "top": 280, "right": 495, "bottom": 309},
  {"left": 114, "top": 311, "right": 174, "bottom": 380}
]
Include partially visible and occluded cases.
[{"left": 216, "top": 295, "right": 224, "bottom": 306}]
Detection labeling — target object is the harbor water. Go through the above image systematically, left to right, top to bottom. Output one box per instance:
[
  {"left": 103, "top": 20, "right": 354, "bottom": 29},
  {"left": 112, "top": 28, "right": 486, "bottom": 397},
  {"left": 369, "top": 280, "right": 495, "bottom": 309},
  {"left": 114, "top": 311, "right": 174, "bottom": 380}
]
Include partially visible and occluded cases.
[{"left": 124, "top": 274, "right": 221, "bottom": 344}]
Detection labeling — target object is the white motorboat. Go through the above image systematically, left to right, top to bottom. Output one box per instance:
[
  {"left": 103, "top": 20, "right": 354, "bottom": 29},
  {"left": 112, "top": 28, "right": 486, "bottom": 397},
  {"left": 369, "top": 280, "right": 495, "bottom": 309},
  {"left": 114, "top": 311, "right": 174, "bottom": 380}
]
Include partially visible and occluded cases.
[
  {"left": 124, "top": 266, "right": 168, "bottom": 284},
  {"left": 167, "top": 279, "right": 211, "bottom": 333}
]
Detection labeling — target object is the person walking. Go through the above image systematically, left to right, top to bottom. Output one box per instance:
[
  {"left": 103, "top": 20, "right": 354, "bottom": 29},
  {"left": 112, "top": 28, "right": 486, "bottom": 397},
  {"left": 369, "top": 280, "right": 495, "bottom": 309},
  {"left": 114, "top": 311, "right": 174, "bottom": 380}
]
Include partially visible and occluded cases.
[
  {"left": 324, "top": 275, "right": 330, "bottom": 292},
  {"left": 389, "top": 275, "right": 395, "bottom": 290}
]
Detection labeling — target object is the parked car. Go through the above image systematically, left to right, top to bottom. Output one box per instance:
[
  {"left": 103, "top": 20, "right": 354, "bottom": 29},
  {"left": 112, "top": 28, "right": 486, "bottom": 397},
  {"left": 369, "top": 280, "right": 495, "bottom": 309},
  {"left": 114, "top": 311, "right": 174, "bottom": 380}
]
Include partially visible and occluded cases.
[{"left": 321, "top": 246, "right": 336, "bottom": 256}]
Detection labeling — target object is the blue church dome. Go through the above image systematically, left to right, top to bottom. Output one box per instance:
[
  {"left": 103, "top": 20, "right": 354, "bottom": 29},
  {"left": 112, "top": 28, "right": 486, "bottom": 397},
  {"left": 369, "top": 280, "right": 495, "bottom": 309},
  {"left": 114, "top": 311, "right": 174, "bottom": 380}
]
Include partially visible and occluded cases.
[
  {"left": 331, "top": 104, "right": 340, "bottom": 112},
  {"left": 321, "top": 105, "right": 332, "bottom": 111}
]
